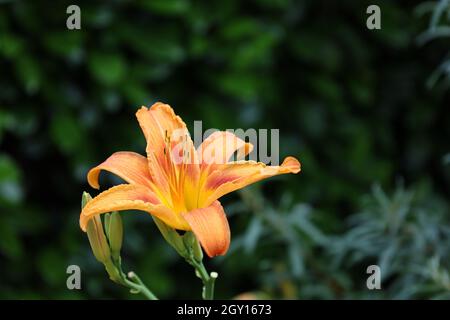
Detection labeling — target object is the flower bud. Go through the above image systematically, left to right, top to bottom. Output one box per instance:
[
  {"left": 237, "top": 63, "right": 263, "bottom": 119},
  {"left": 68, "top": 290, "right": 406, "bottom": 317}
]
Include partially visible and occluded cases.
[
  {"left": 81, "top": 191, "right": 92, "bottom": 210},
  {"left": 81, "top": 192, "right": 123, "bottom": 284},
  {"left": 108, "top": 211, "right": 123, "bottom": 260},
  {"left": 104, "top": 213, "right": 111, "bottom": 238},
  {"left": 86, "top": 215, "right": 111, "bottom": 264}
]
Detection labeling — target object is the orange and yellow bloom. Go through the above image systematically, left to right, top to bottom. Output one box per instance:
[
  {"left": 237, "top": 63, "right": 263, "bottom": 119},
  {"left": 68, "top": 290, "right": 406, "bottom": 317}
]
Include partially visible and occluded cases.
[{"left": 80, "top": 102, "right": 300, "bottom": 257}]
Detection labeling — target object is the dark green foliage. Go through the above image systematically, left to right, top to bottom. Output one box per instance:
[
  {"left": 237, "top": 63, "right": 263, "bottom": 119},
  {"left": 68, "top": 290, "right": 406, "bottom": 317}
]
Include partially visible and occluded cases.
[
  {"left": 0, "top": 0, "right": 448, "bottom": 299},
  {"left": 416, "top": 0, "right": 450, "bottom": 88},
  {"left": 226, "top": 183, "right": 450, "bottom": 299}
]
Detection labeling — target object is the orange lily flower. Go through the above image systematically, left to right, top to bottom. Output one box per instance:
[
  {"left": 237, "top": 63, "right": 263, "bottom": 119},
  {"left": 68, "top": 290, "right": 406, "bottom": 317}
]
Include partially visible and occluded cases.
[{"left": 80, "top": 102, "right": 300, "bottom": 257}]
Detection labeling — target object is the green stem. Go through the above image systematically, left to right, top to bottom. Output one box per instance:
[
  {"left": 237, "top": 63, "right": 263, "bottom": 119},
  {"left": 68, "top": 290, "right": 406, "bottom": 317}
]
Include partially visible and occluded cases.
[
  {"left": 107, "top": 256, "right": 158, "bottom": 300},
  {"left": 190, "top": 259, "right": 217, "bottom": 300},
  {"left": 205, "top": 271, "right": 217, "bottom": 300},
  {"left": 124, "top": 272, "right": 158, "bottom": 300}
]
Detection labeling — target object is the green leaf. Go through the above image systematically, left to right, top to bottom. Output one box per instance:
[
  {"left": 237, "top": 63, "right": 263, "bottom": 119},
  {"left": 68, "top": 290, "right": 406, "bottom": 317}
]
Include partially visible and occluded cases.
[
  {"left": 138, "top": 0, "right": 189, "bottom": 16},
  {"left": 44, "top": 31, "right": 84, "bottom": 58},
  {"left": 88, "top": 53, "right": 126, "bottom": 86},
  {"left": 15, "top": 55, "right": 42, "bottom": 94},
  {"left": 50, "top": 114, "right": 84, "bottom": 153},
  {"left": 0, "top": 154, "right": 23, "bottom": 204},
  {"left": 0, "top": 221, "right": 23, "bottom": 259}
]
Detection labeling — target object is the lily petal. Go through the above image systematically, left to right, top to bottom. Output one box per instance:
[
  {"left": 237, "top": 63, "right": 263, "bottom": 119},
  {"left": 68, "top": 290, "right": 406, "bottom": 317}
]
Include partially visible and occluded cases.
[
  {"left": 136, "top": 103, "right": 199, "bottom": 209},
  {"left": 194, "top": 131, "right": 253, "bottom": 209},
  {"left": 197, "top": 131, "right": 253, "bottom": 166},
  {"left": 87, "top": 151, "right": 153, "bottom": 189},
  {"left": 200, "top": 156, "right": 301, "bottom": 207},
  {"left": 80, "top": 184, "right": 190, "bottom": 232},
  {"left": 183, "top": 201, "right": 230, "bottom": 257}
]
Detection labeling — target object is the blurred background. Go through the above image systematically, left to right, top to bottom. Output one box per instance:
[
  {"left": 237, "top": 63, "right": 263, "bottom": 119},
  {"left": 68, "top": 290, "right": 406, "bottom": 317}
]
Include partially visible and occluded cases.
[{"left": 0, "top": 0, "right": 449, "bottom": 299}]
